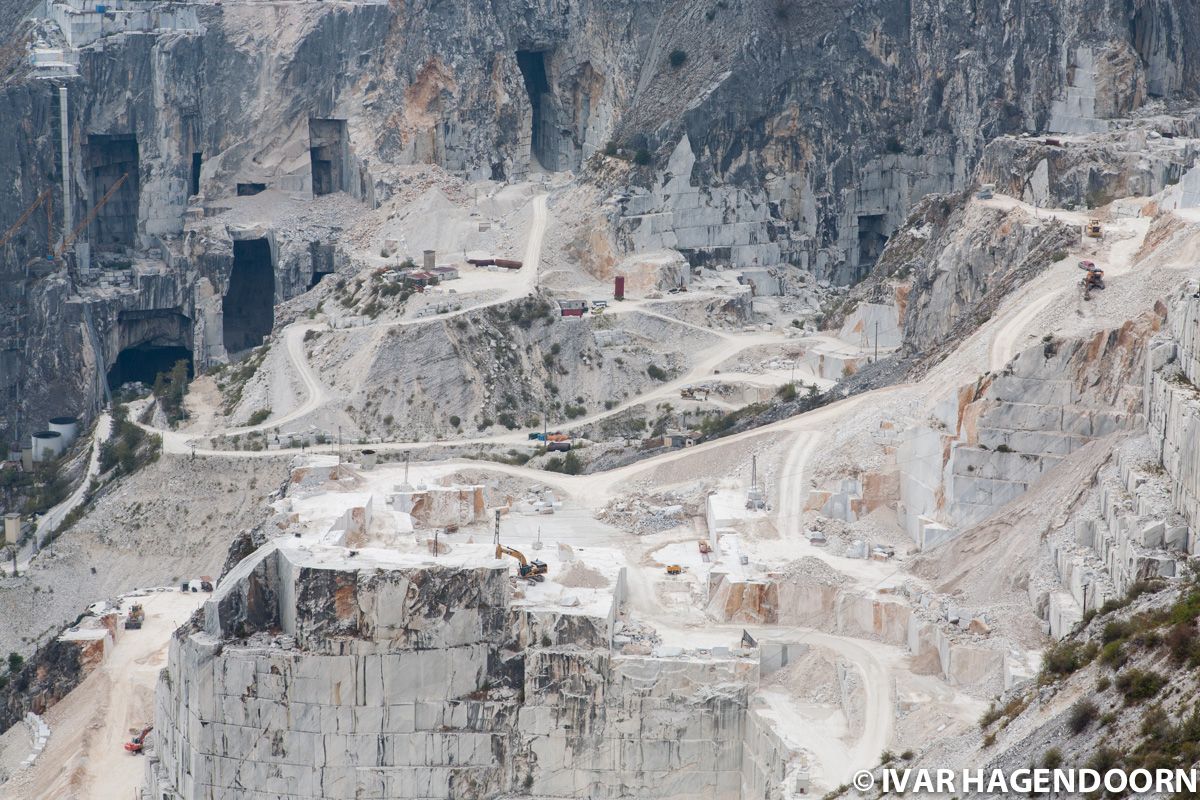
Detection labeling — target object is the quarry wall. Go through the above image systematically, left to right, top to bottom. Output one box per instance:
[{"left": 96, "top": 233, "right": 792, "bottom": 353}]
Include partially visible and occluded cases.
[{"left": 147, "top": 541, "right": 780, "bottom": 800}]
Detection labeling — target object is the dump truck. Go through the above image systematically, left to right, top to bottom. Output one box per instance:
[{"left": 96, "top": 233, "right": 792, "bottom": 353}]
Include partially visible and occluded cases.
[
  {"left": 496, "top": 545, "right": 548, "bottom": 581},
  {"left": 666, "top": 565, "right": 683, "bottom": 575},
  {"left": 124, "top": 604, "right": 145, "bottom": 630}
]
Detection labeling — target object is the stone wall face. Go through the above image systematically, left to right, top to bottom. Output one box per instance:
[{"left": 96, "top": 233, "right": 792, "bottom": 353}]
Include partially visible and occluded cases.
[
  {"left": 1147, "top": 292, "right": 1200, "bottom": 534},
  {"left": 899, "top": 319, "right": 1156, "bottom": 547},
  {"left": 148, "top": 544, "right": 766, "bottom": 800}
]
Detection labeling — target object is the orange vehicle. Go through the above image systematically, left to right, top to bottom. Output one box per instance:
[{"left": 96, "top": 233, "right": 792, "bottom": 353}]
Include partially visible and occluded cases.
[{"left": 125, "top": 726, "right": 152, "bottom": 754}]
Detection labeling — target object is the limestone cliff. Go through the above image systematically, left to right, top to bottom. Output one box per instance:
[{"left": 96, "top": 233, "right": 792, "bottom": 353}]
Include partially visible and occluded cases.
[{"left": 2, "top": 0, "right": 1200, "bottom": 437}]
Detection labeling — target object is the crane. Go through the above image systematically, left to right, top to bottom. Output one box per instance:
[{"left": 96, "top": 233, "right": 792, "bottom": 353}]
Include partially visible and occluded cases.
[
  {"left": 57, "top": 172, "right": 129, "bottom": 257},
  {"left": 0, "top": 188, "right": 55, "bottom": 254},
  {"left": 495, "top": 544, "right": 547, "bottom": 581}
]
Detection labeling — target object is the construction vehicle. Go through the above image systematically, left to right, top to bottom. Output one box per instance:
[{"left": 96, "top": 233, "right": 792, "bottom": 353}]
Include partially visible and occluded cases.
[
  {"left": 975, "top": 183, "right": 994, "bottom": 200},
  {"left": 1085, "top": 219, "right": 1103, "bottom": 238},
  {"left": 1078, "top": 260, "right": 1105, "bottom": 301},
  {"left": 680, "top": 386, "right": 709, "bottom": 401},
  {"left": 698, "top": 541, "right": 712, "bottom": 554},
  {"left": 495, "top": 544, "right": 548, "bottom": 581},
  {"left": 666, "top": 564, "right": 683, "bottom": 575},
  {"left": 124, "top": 603, "right": 145, "bottom": 630},
  {"left": 125, "top": 726, "right": 152, "bottom": 754}
]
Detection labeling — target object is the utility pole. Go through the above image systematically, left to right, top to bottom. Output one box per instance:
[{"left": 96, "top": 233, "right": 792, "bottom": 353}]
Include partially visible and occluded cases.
[
  {"left": 874, "top": 320, "right": 879, "bottom": 363},
  {"left": 337, "top": 425, "right": 342, "bottom": 464},
  {"left": 403, "top": 450, "right": 410, "bottom": 486},
  {"left": 493, "top": 509, "right": 501, "bottom": 547}
]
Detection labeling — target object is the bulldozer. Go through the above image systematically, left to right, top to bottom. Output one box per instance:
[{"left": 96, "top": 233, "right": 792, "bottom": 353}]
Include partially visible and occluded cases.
[
  {"left": 496, "top": 545, "right": 548, "bottom": 582},
  {"left": 124, "top": 604, "right": 145, "bottom": 630}
]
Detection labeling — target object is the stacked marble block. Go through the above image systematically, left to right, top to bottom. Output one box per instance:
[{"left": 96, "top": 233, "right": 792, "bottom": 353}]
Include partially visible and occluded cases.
[
  {"left": 1147, "top": 293, "right": 1200, "bottom": 548},
  {"left": 900, "top": 339, "right": 1142, "bottom": 549},
  {"left": 147, "top": 539, "right": 765, "bottom": 800},
  {"left": 150, "top": 543, "right": 515, "bottom": 800},
  {"left": 521, "top": 652, "right": 754, "bottom": 799}
]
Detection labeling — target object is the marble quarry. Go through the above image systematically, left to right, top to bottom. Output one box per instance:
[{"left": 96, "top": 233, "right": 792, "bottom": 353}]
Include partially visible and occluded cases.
[{"left": 143, "top": 458, "right": 809, "bottom": 800}]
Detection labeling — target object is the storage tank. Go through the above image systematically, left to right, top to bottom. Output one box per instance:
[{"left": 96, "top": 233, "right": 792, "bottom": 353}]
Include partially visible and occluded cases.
[
  {"left": 423, "top": 249, "right": 436, "bottom": 270},
  {"left": 48, "top": 416, "right": 79, "bottom": 447},
  {"left": 31, "top": 431, "right": 64, "bottom": 462},
  {"left": 361, "top": 449, "right": 377, "bottom": 471},
  {"left": 4, "top": 513, "right": 20, "bottom": 545}
]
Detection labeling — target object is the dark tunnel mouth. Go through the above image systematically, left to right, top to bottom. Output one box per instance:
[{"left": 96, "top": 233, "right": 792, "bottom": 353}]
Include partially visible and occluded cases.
[
  {"left": 516, "top": 50, "right": 556, "bottom": 171},
  {"left": 87, "top": 133, "right": 140, "bottom": 251},
  {"left": 223, "top": 238, "right": 276, "bottom": 354},
  {"left": 106, "top": 344, "right": 194, "bottom": 391}
]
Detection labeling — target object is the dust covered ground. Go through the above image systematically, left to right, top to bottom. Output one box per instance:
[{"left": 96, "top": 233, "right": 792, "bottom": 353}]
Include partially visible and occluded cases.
[{"left": 0, "top": 455, "right": 286, "bottom": 657}]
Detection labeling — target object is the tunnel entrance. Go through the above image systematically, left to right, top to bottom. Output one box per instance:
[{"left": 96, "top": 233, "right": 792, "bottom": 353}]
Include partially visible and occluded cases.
[
  {"left": 516, "top": 50, "right": 557, "bottom": 171},
  {"left": 309, "top": 119, "right": 348, "bottom": 196},
  {"left": 87, "top": 134, "right": 140, "bottom": 250},
  {"left": 190, "top": 153, "right": 202, "bottom": 197},
  {"left": 237, "top": 183, "right": 267, "bottom": 196},
  {"left": 857, "top": 214, "right": 888, "bottom": 270},
  {"left": 223, "top": 238, "right": 275, "bottom": 353},
  {"left": 309, "top": 241, "right": 335, "bottom": 289},
  {"left": 106, "top": 309, "right": 194, "bottom": 390},
  {"left": 107, "top": 345, "right": 193, "bottom": 390}
]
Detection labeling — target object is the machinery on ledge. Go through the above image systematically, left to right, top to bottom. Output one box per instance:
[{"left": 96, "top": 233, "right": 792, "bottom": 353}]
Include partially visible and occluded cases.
[
  {"left": 1079, "top": 260, "right": 1105, "bottom": 300},
  {"left": 496, "top": 544, "right": 548, "bottom": 582},
  {"left": 124, "top": 603, "right": 145, "bottom": 630},
  {"left": 125, "top": 726, "right": 153, "bottom": 754}
]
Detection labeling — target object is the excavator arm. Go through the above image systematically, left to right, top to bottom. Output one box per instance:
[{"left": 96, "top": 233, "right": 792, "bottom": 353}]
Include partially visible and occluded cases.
[{"left": 495, "top": 545, "right": 528, "bottom": 567}]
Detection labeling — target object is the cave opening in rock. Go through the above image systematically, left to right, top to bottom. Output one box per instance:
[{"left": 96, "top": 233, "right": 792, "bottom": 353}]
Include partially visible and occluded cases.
[
  {"left": 516, "top": 50, "right": 557, "bottom": 171},
  {"left": 309, "top": 119, "right": 348, "bottom": 196},
  {"left": 87, "top": 134, "right": 140, "bottom": 250},
  {"left": 190, "top": 153, "right": 202, "bottom": 197},
  {"left": 237, "top": 182, "right": 267, "bottom": 196},
  {"left": 857, "top": 214, "right": 888, "bottom": 271},
  {"left": 223, "top": 238, "right": 276, "bottom": 353},
  {"left": 309, "top": 241, "right": 335, "bottom": 289},
  {"left": 106, "top": 309, "right": 194, "bottom": 390},
  {"left": 107, "top": 345, "right": 193, "bottom": 390}
]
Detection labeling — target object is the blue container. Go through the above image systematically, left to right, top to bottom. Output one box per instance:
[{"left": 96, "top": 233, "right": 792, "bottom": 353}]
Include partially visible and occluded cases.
[{"left": 95, "top": 5, "right": 107, "bottom": 13}]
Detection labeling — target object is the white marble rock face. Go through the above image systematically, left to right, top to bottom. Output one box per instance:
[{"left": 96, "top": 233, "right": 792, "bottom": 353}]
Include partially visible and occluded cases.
[{"left": 147, "top": 542, "right": 768, "bottom": 800}]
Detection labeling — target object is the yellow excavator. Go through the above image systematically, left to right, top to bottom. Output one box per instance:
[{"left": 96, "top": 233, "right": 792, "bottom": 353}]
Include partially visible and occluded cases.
[{"left": 495, "top": 544, "right": 548, "bottom": 581}]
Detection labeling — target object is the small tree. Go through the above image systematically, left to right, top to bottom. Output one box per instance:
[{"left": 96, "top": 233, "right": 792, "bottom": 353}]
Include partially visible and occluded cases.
[
  {"left": 668, "top": 49, "right": 688, "bottom": 68},
  {"left": 633, "top": 149, "right": 652, "bottom": 166},
  {"left": 7, "top": 652, "right": 23, "bottom": 673}
]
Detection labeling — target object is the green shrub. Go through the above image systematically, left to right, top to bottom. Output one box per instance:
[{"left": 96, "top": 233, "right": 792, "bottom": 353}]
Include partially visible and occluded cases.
[
  {"left": 668, "top": 49, "right": 688, "bottom": 68},
  {"left": 633, "top": 148, "right": 652, "bottom": 166},
  {"left": 647, "top": 364, "right": 668, "bottom": 381},
  {"left": 247, "top": 408, "right": 272, "bottom": 426},
  {"left": 1040, "top": 640, "right": 1098, "bottom": 682},
  {"left": 1116, "top": 668, "right": 1166, "bottom": 704},
  {"left": 1068, "top": 700, "right": 1098, "bottom": 734}
]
